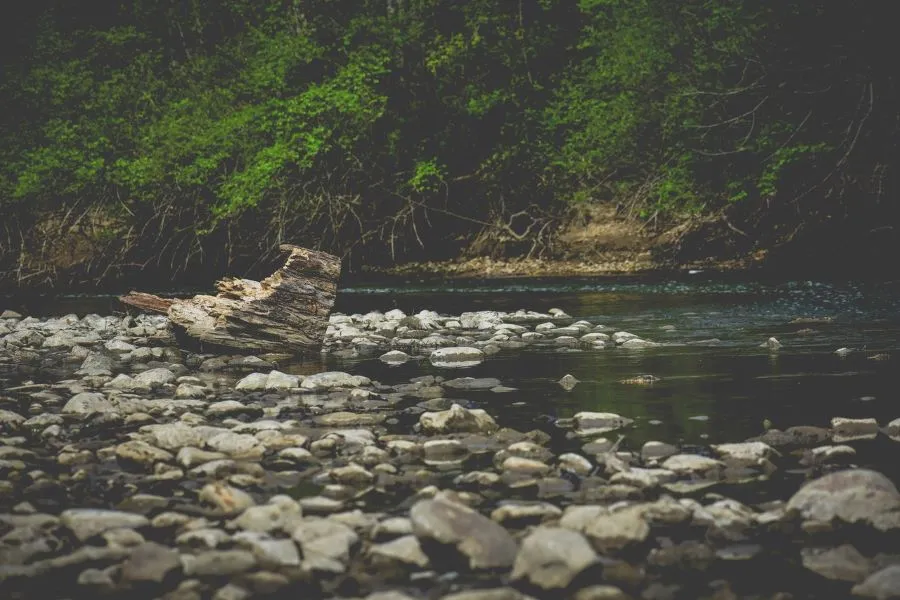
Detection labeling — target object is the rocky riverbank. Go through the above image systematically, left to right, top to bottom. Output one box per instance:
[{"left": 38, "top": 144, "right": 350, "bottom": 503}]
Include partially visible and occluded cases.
[{"left": 1, "top": 307, "right": 899, "bottom": 600}]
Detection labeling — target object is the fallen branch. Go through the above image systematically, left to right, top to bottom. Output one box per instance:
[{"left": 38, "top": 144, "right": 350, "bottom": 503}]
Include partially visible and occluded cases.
[{"left": 120, "top": 244, "right": 341, "bottom": 353}]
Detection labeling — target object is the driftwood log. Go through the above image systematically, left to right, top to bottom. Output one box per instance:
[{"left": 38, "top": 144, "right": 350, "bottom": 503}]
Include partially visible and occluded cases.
[{"left": 120, "top": 245, "right": 341, "bottom": 353}]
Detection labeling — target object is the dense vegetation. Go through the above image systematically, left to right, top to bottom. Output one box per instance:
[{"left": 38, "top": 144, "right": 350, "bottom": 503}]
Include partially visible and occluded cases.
[{"left": 1, "top": 0, "right": 896, "bottom": 286}]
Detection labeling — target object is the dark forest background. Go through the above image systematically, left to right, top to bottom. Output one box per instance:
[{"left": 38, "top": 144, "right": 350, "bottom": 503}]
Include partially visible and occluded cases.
[{"left": 1, "top": 0, "right": 897, "bottom": 287}]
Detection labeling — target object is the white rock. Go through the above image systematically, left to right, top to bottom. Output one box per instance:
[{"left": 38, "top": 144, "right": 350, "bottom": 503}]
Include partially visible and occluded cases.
[{"left": 429, "top": 347, "right": 485, "bottom": 368}]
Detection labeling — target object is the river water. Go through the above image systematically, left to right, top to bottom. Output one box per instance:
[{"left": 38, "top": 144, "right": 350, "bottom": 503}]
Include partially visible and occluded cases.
[{"left": 9, "top": 275, "right": 899, "bottom": 472}]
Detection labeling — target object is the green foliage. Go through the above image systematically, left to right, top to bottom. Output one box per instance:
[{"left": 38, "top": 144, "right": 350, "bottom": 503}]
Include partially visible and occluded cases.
[
  {"left": 0, "top": 0, "right": 895, "bottom": 278},
  {"left": 409, "top": 159, "right": 446, "bottom": 195}
]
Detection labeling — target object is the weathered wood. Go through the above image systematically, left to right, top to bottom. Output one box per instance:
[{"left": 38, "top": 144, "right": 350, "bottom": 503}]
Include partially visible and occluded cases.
[
  {"left": 119, "top": 245, "right": 341, "bottom": 353},
  {"left": 120, "top": 292, "right": 176, "bottom": 314}
]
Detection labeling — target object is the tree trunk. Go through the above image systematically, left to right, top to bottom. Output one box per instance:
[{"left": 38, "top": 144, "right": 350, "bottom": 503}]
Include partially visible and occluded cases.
[{"left": 120, "top": 245, "right": 341, "bottom": 353}]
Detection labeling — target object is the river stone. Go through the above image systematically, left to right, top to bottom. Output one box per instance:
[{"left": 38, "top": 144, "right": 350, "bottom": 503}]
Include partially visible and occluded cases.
[
  {"left": 42, "top": 330, "right": 78, "bottom": 349},
  {"left": 763, "top": 336, "right": 782, "bottom": 350},
  {"left": 620, "top": 338, "right": 659, "bottom": 348},
  {"left": 105, "top": 339, "right": 136, "bottom": 353},
  {"left": 429, "top": 347, "right": 485, "bottom": 368},
  {"left": 380, "top": 350, "right": 410, "bottom": 364},
  {"left": 77, "top": 353, "right": 114, "bottom": 376},
  {"left": 134, "top": 367, "right": 176, "bottom": 388},
  {"left": 265, "top": 370, "right": 300, "bottom": 390},
  {"left": 301, "top": 371, "right": 370, "bottom": 390},
  {"left": 236, "top": 372, "right": 269, "bottom": 391},
  {"left": 106, "top": 373, "right": 145, "bottom": 392},
  {"left": 558, "top": 374, "right": 579, "bottom": 391},
  {"left": 443, "top": 377, "right": 503, "bottom": 390},
  {"left": 176, "top": 383, "right": 207, "bottom": 399},
  {"left": 62, "top": 392, "right": 115, "bottom": 416},
  {"left": 419, "top": 403, "right": 498, "bottom": 435},
  {"left": 0, "top": 409, "right": 25, "bottom": 432},
  {"left": 313, "top": 411, "right": 386, "bottom": 427},
  {"left": 572, "top": 412, "right": 633, "bottom": 435},
  {"left": 831, "top": 417, "right": 879, "bottom": 441},
  {"left": 886, "top": 418, "right": 900, "bottom": 439},
  {"left": 144, "top": 422, "right": 204, "bottom": 451},
  {"left": 206, "top": 432, "right": 263, "bottom": 457},
  {"left": 424, "top": 439, "right": 469, "bottom": 463},
  {"left": 115, "top": 440, "right": 174, "bottom": 469},
  {"left": 641, "top": 441, "right": 679, "bottom": 461},
  {"left": 712, "top": 441, "right": 776, "bottom": 462},
  {"left": 801, "top": 445, "right": 857, "bottom": 466},
  {"left": 559, "top": 453, "right": 593, "bottom": 475},
  {"left": 661, "top": 454, "right": 724, "bottom": 476},
  {"left": 501, "top": 456, "right": 551, "bottom": 476},
  {"left": 786, "top": 469, "right": 900, "bottom": 531},
  {"left": 199, "top": 483, "right": 256, "bottom": 516},
  {"left": 410, "top": 491, "right": 518, "bottom": 570},
  {"left": 491, "top": 502, "right": 562, "bottom": 526},
  {"left": 229, "top": 503, "right": 296, "bottom": 533},
  {"left": 560, "top": 505, "right": 609, "bottom": 533},
  {"left": 584, "top": 508, "right": 650, "bottom": 552},
  {"left": 60, "top": 509, "right": 150, "bottom": 542},
  {"left": 291, "top": 517, "right": 359, "bottom": 571},
  {"left": 372, "top": 517, "right": 414, "bottom": 541},
  {"left": 510, "top": 527, "right": 598, "bottom": 590},
  {"left": 234, "top": 534, "right": 301, "bottom": 568},
  {"left": 368, "top": 534, "right": 431, "bottom": 568},
  {"left": 121, "top": 541, "right": 181, "bottom": 583},
  {"left": 801, "top": 544, "right": 874, "bottom": 582},
  {"left": 181, "top": 550, "right": 257, "bottom": 576},
  {"left": 852, "top": 565, "right": 900, "bottom": 599}
]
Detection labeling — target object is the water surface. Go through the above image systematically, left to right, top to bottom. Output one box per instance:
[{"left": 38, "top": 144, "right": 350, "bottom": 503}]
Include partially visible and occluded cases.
[{"left": 8, "top": 276, "right": 900, "bottom": 468}]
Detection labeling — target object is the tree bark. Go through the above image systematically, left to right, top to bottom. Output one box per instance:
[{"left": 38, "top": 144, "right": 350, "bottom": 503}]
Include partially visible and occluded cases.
[{"left": 120, "top": 245, "right": 341, "bottom": 353}]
